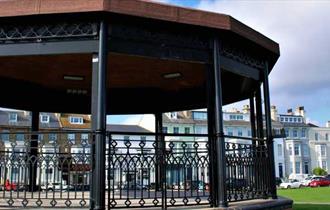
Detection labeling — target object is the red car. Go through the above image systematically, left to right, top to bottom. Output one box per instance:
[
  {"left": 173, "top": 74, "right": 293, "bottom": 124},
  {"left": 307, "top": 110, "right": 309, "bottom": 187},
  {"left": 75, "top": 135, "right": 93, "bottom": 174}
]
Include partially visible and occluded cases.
[
  {"left": 309, "top": 177, "right": 330, "bottom": 187},
  {"left": 4, "top": 180, "right": 17, "bottom": 191}
]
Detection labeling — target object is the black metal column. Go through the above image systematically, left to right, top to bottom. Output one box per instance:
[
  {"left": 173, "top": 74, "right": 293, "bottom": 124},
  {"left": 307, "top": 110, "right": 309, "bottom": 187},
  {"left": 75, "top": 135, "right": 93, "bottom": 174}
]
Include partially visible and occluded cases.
[
  {"left": 91, "top": 20, "right": 108, "bottom": 210},
  {"left": 212, "top": 37, "right": 227, "bottom": 207},
  {"left": 262, "top": 61, "right": 277, "bottom": 199},
  {"left": 206, "top": 64, "right": 217, "bottom": 207},
  {"left": 255, "top": 88, "right": 264, "bottom": 141},
  {"left": 249, "top": 97, "right": 257, "bottom": 139},
  {"left": 29, "top": 111, "right": 39, "bottom": 192},
  {"left": 154, "top": 113, "right": 163, "bottom": 192}
]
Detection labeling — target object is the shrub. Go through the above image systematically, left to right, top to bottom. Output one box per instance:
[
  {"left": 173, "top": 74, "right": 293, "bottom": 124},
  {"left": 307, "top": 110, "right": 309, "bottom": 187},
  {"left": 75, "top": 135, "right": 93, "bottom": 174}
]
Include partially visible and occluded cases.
[{"left": 312, "top": 167, "right": 327, "bottom": 176}]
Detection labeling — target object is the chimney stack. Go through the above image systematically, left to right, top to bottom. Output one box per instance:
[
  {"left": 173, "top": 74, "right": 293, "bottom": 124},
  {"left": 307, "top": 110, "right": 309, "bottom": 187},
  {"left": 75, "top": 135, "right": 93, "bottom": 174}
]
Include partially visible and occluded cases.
[
  {"left": 242, "top": 105, "right": 250, "bottom": 114},
  {"left": 271, "top": 105, "right": 278, "bottom": 121},
  {"left": 295, "top": 106, "right": 305, "bottom": 117},
  {"left": 287, "top": 108, "right": 293, "bottom": 115},
  {"left": 326, "top": 121, "right": 330, "bottom": 128}
]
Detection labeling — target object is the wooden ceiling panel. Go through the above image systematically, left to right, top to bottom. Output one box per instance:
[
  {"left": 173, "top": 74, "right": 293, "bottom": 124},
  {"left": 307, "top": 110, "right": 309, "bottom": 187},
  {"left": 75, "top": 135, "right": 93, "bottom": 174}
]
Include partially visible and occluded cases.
[{"left": 0, "top": 53, "right": 206, "bottom": 93}]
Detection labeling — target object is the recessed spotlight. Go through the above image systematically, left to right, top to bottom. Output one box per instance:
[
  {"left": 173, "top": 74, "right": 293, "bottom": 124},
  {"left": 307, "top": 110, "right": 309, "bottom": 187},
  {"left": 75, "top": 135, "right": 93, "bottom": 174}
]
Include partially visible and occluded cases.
[
  {"left": 163, "top": 72, "right": 182, "bottom": 79},
  {"left": 64, "top": 75, "right": 84, "bottom": 81}
]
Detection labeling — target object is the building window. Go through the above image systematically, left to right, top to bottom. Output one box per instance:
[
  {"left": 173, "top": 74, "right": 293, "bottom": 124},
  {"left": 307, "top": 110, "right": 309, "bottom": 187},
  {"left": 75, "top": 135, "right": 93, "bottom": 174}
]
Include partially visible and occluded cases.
[
  {"left": 170, "top": 112, "right": 177, "bottom": 119},
  {"left": 192, "top": 112, "right": 207, "bottom": 120},
  {"left": 9, "top": 113, "right": 17, "bottom": 122},
  {"left": 229, "top": 114, "right": 243, "bottom": 120},
  {"left": 40, "top": 115, "right": 50, "bottom": 123},
  {"left": 69, "top": 116, "right": 83, "bottom": 124},
  {"left": 280, "top": 117, "right": 284, "bottom": 122},
  {"left": 285, "top": 117, "right": 288, "bottom": 122},
  {"left": 289, "top": 118, "right": 293, "bottom": 122},
  {"left": 293, "top": 118, "right": 297, "bottom": 123},
  {"left": 298, "top": 118, "right": 302, "bottom": 123},
  {"left": 195, "top": 126, "right": 207, "bottom": 134},
  {"left": 163, "top": 127, "right": 168, "bottom": 133},
  {"left": 173, "top": 127, "right": 179, "bottom": 134},
  {"left": 184, "top": 127, "right": 190, "bottom": 134},
  {"left": 227, "top": 127, "right": 233, "bottom": 136},
  {"left": 237, "top": 128, "right": 243, "bottom": 137},
  {"left": 285, "top": 128, "right": 290, "bottom": 137},
  {"left": 301, "top": 128, "right": 306, "bottom": 138},
  {"left": 293, "top": 129, "right": 298, "bottom": 138},
  {"left": 1, "top": 130, "right": 9, "bottom": 142},
  {"left": 248, "top": 130, "right": 251, "bottom": 137},
  {"left": 16, "top": 132, "right": 24, "bottom": 141},
  {"left": 81, "top": 133, "right": 89, "bottom": 140},
  {"left": 315, "top": 133, "right": 319, "bottom": 141},
  {"left": 326, "top": 133, "right": 329, "bottom": 141},
  {"left": 49, "top": 134, "right": 57, "bottom": 143},
  {"left": 68, "top": 134, "right": 75, "bottom": 144},
  {"left": 124, "top": 136, "right": 129, "bottom": 141},
  {"left": 140, "top": 136, "right": 146, "bottom": 141},
  {"left": 277, "top": 144, "right": 282, "bottom": 156},
  {"left": 288, "top": 144, "right": 293, "bottom": 156},
  {"left": 294, "top": 144, "right": 300, "bottom": 156},
  {"left": 302, "top": 144, "right": 309, "bottom": 156},
  {"left": 320, "top": 145, "right": 326, "bottom": 157},
  {"left": 295, "top": 161, "right": 301, "bottom": 174},
  {"left": 322, "top": 161, "right": 327, "bottom": 170},
  {"left": 289, "top": 162, "right": 293, "bottom": 174},
  {"left": 304, "top": 162, "right": 309, "bottom": 174},
  {"left": 278, "top": 163, "right": 283, "bottom": 178},
  {"left": 12, "top": 168, "right": 19, "bottom": 174},
  {"left": 46, "top": 168, "right": 53, "bottom": 174}
]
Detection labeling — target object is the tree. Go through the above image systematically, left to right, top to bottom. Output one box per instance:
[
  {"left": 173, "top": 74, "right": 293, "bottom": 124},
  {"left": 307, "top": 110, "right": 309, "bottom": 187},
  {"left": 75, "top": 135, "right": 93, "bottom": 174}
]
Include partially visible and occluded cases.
[{"left": 312, "top": 167, "right": 327, "bottom": 176}]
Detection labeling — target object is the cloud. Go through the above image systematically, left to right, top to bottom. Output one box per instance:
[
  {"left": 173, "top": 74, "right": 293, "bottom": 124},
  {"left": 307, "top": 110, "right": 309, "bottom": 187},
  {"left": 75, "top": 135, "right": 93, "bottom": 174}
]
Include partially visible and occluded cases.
[
  {"left": 149, "top": 0, "right": 170, "bottom": 4},
  {"left": 198, "top": 0, "right": 330, "bottom": 124},
  {"left": 121, "top": 115, "right": 144, "bottom": 125}
]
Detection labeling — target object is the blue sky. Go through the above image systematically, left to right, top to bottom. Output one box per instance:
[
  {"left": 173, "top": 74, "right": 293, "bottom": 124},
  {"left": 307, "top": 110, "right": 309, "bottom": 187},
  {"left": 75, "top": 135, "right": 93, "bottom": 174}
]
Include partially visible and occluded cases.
[{"left": 109, "top": 0, "right": 330, "bottom": 126}]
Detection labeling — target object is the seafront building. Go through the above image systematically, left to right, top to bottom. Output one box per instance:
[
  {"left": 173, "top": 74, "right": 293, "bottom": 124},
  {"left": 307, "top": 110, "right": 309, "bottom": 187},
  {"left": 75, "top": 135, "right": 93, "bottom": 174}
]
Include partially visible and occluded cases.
[{"left": 140, "top": 105, "right": 329, "bottom": 180}]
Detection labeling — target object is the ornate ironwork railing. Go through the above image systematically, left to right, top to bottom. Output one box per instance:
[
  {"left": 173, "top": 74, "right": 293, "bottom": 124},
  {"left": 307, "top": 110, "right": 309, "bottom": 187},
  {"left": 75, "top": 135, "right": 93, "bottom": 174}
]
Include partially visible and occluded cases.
[
  {"left": 0, "top": 22, "right": 98, "bottom": 44},
  {"left": 0, "top": 131, "right": 92, "bottom": 208},
  {"left": 0, "top": 131, "right": 273, "bottom": 208},
  {"left": 106, "top": 132, "right": 210, "bottom": 208},
  {"left": 224, "top": 135, "right": 271, "bottom": 202}
]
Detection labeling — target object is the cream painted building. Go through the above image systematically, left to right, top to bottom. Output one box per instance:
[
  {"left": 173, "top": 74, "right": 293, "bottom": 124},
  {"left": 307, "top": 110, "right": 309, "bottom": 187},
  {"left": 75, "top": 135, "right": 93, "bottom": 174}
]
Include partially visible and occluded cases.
[{"left": 308, "top": 125, "right": 330, "bottom": 173}]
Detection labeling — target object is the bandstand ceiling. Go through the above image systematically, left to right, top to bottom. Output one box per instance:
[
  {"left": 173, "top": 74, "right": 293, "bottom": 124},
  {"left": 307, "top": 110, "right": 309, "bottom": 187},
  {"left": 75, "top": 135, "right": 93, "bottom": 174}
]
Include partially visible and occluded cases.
[{"left": 0, "top": 0, "right": 280, "bottom": 114}]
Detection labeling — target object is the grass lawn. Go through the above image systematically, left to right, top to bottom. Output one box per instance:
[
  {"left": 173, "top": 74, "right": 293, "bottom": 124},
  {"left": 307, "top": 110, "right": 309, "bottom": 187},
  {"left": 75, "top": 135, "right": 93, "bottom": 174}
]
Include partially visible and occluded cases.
[
  {"left": 278, "top": 186, "right": 330, "bottom": 203},
  {"left": 278, "top": 187, "right": 330, "bottom": 209},
  {"left": 293, "top": 204, "right": 330, "bottom": 210}
]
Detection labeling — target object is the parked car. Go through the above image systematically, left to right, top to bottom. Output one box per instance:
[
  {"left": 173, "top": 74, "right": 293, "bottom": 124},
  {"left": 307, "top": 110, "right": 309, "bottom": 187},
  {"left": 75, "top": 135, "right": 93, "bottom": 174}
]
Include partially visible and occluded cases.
[
  {"left": 288, "top": 174, "right": 309, "bottom": 182},
  {"left": 324, "top": 174, "right": 330, "bottom": 181},
  {"left": 301, "top": 176, "right": 323, "bottom": 186},
  {"left": 309, "top": 177, "right": 330, "bottom": 187},
  {"left": 279, "top": 179, "right": 302, "bottom": 189},
  {"left": 4, "top": 180, "right": 17, "bottom": 191},
  {"left": 41, "top": 183, "right": 68, "bottom": 191}
]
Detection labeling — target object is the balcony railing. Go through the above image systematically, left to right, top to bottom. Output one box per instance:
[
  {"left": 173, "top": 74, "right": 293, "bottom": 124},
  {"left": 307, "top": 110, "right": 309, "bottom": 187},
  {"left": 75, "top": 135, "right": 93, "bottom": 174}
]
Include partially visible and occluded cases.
[{"left": 0, "top": 131, "right": 273, "bottom": 208}]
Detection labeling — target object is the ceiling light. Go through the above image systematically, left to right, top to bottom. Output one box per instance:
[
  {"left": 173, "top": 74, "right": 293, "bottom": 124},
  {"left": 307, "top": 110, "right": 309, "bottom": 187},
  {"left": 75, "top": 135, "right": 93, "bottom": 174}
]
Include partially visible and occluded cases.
[
  {"left": 163, "top": 72, "right": 182, "bottom": 79},
  {"left": 63, "top": 75, "right": 84, "bottom": 81}
]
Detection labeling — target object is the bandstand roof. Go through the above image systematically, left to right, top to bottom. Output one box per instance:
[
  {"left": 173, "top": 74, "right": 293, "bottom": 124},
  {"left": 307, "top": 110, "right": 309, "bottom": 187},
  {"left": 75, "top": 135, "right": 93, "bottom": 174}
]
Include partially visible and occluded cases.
[{"left": 0, "top": 0, "right": 280, "bottom": 114}]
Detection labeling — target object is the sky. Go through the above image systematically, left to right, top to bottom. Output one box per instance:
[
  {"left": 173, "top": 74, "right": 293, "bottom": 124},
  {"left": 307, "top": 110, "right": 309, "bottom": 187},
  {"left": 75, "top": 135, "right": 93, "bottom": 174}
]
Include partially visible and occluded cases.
[{"left": 109, "top": 0, "right": 330, "bottom": 126}]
